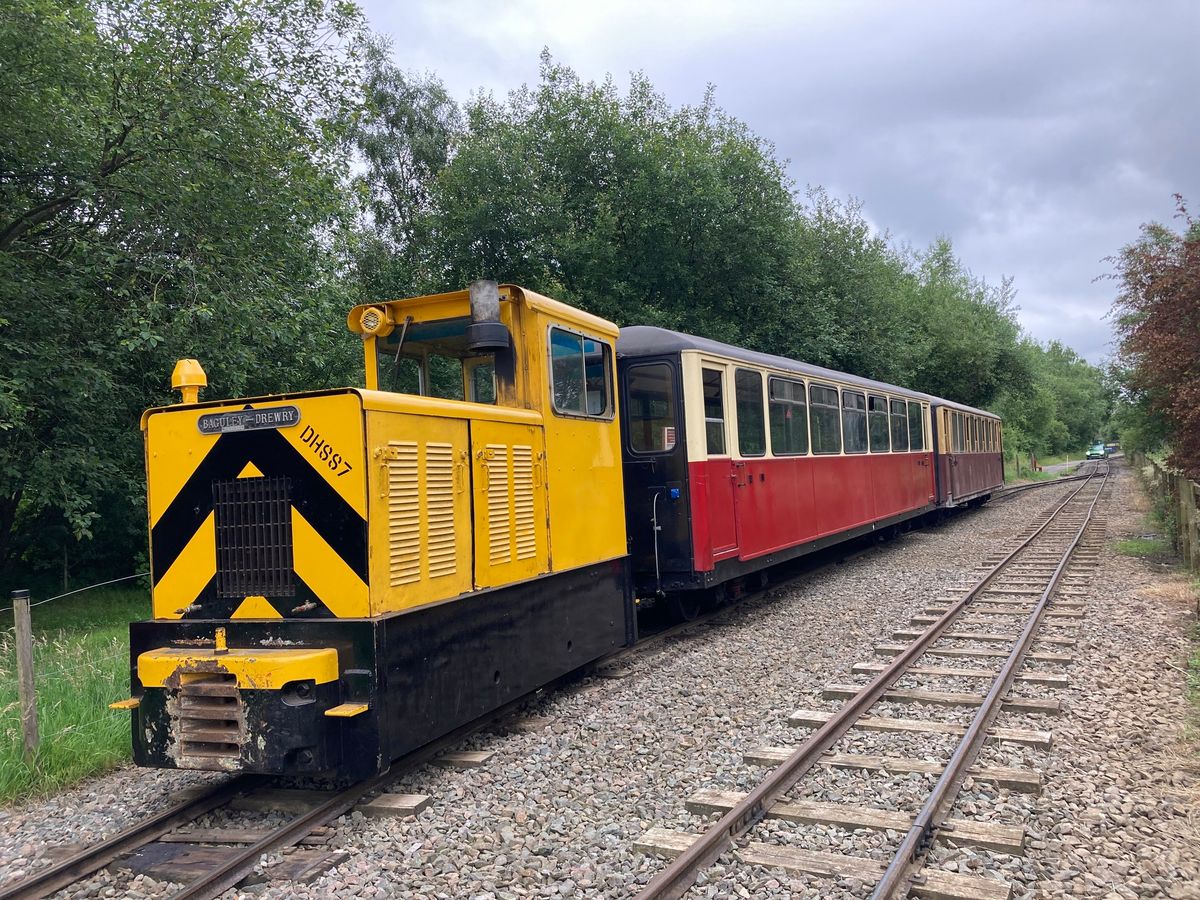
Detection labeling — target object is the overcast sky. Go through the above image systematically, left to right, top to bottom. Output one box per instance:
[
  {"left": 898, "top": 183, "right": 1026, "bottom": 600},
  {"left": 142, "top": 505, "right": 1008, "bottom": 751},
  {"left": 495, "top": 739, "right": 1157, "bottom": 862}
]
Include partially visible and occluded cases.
[{"left": 359, "top": 0, "right": 1197, "bottom": 364}]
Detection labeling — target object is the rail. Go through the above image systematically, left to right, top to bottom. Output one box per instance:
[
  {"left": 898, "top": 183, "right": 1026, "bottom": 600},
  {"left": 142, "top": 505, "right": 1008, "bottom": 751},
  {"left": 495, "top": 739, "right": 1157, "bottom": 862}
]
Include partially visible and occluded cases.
[{"left": 634, "top": 465, "right": 1108, "bottom": 900}]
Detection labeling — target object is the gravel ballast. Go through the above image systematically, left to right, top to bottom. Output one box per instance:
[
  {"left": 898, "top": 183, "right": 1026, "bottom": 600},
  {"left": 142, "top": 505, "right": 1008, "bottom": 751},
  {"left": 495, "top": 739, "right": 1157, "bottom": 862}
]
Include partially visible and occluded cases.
[{"left": 1, "top": 463, "right": 1196, "bottom": 899}]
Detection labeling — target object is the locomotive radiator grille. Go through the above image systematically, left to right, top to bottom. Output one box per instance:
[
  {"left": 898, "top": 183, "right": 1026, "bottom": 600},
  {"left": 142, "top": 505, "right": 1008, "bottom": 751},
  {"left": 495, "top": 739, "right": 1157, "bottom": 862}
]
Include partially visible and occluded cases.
[
  {"left": 386, "top": 441, "right": 421, "bottom": 586},
  {"left": 425, "top": 443, "right": 457, "bottom": 579},
  {"left": 485, "top": 444, "right": 512, "bottom": 564},
  {"left": 512, "top": 445, "right": 536, "bottom": 560},
  {"left": 213, "top": 475, "right": 295, "bottom": 599},
  {"left": 172, "top": 673, "right": 243, "bottom": 762}
]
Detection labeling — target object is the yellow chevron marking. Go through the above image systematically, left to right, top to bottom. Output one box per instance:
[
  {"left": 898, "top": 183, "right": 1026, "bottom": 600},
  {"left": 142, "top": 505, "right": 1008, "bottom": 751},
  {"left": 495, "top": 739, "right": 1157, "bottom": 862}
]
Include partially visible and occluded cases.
[
  {"left": 236, "top": 461, "right": 265, "bottom": 479},
  {"left": 292, "top": 508, "right": 369, "bottom": 618},
  {"left": 152, "top": 512, "right": 216, "bottom": 620},
  {"left": 231, "top": 595, "right": 282, "bottom": 619}
]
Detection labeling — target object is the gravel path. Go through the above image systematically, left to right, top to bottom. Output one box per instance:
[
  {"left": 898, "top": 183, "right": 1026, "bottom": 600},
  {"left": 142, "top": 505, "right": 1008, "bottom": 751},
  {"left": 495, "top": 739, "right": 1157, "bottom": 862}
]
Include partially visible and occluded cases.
[{"left": 1, "top": 464, "right": 1195, "bottom": 899}]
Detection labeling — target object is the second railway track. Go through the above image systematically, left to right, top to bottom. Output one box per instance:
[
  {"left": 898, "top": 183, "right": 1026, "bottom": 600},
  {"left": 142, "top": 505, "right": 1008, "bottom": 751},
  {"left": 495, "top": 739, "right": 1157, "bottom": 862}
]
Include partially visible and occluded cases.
[
  {"left": 634, "top": 463, "right": 1110, "bottom": 900},
  {"left": 2, "top": 469, "right": 1107, "bottom": 900}
]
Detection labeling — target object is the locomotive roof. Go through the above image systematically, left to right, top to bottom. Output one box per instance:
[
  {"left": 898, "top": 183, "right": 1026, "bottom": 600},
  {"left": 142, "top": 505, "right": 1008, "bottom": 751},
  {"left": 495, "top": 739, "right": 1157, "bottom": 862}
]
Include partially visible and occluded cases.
[{"left": 616, "top": 325, "right": 998, "bottom": 420}]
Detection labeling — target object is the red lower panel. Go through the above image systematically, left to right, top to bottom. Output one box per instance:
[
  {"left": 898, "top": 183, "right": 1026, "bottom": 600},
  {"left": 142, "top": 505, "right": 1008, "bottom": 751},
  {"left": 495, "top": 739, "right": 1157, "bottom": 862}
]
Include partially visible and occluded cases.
[
  {"left": 947, "top": 452, "right": 1004, "bottom": 502},
  {"left": 688, "top": 454, "right": 936, "bottom": 569}
]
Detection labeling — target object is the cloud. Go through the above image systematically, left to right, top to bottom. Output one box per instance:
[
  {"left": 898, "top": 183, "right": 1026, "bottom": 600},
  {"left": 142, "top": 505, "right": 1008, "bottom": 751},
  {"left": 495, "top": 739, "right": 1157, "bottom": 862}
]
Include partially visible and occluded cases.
[{"left": 360, "top": 0, "right": 1199, "bottom": 363}]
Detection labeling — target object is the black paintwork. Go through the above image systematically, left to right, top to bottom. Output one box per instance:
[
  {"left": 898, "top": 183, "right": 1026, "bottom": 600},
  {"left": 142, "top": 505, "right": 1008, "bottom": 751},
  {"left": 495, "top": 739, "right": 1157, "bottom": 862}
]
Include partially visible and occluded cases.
[
  {"left": 616, "top": 354, "right": 695, "bottom": 596},
  {"left": 130, "top": 558, "right": 633, "bottom": 778}
]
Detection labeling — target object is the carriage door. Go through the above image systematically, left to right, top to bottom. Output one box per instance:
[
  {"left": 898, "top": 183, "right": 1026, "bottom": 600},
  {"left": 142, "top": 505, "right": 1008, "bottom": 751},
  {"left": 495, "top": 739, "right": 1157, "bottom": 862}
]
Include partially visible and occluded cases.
[{"left": 700, "top": 366, "right": 738, "bottom": 560}]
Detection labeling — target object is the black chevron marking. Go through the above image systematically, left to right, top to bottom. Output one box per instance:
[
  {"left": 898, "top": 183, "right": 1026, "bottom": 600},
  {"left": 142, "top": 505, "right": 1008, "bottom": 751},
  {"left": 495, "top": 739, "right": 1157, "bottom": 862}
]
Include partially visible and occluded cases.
[
  {"left": 151, "top": 427, "right": 367, "bottom": 586},
  {"left": 177, "top": 572, "right": 336, "bottom": 620}
]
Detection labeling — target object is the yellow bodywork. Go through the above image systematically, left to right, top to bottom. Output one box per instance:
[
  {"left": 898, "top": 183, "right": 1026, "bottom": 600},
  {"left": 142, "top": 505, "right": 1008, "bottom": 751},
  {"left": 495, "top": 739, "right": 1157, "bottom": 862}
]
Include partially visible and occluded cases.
[
  {"left": 143, "top": 284, "right": 627, "bottom": 626},
  {"left": 137, "top": 646, "right": 339, "bottom": 689}
]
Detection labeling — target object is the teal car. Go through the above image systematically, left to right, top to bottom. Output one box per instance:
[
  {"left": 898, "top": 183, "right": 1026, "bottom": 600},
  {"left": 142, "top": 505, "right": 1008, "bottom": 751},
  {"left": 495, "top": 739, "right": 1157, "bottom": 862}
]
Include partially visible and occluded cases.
[{"left": 1086, "top": 443, "right": 1107, "bottom": 460}]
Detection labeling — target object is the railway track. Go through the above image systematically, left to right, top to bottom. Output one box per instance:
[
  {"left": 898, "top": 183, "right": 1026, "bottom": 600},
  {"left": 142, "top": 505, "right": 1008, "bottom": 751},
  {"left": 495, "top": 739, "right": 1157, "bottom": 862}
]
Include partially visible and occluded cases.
[
  {"left": 633, "top": 463, "right": 1109, "bottom": 900},
  {"left": 2, "top": 470, "right": 1103, "bottom": 900},
  {"left": 0, "top": 553, "right": 781, "bottom": 900}
]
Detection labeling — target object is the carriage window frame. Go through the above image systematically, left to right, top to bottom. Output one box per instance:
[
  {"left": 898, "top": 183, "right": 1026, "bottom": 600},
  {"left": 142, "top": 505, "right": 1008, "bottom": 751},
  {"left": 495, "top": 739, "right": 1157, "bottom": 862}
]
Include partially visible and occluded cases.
[
  {"left": 548, "top": 325, "right": 613, "bottom": 420},
  {"left": 625, "top": 362, "right": 678, "bottom": 456},
  {"left": 702, "top": 367, "right": 728, "bottom": 456},
  {"left": 735, "top": 368, "right": 767, "bottom": 457},
  {"left": 768, "top": 376, "right": 809, "bottom": 456},
  {"left": 809, "top": 383, "right": 842, "bottom": 455},
  {"left": 842, "top": 390, "right": 868, "bottom": 454},
  {"left": 867, "top": 393, "right": 890, "bottom": 453},
  {"left": 889, "top": 398, "right": 909, "bottom": 452},
  {"left": 908, "top": 402, "right": 925, "bottom": 452}
]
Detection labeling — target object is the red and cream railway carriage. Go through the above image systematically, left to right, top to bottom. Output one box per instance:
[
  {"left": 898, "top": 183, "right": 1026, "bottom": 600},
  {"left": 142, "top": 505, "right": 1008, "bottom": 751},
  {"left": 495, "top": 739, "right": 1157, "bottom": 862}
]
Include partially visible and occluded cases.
[{"left": 617, "top": 327, "right": 1002, "bottom": 598}]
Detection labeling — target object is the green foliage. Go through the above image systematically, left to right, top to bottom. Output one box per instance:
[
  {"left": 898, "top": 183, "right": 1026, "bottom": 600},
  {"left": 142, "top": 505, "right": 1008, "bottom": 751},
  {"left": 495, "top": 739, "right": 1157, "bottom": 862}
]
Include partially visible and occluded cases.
[
  {"left": 0, "top": 0, "right": 369, "bottom": 578},
  {"left": 0, "top": 586, "right": 148, "bottom": 801}
]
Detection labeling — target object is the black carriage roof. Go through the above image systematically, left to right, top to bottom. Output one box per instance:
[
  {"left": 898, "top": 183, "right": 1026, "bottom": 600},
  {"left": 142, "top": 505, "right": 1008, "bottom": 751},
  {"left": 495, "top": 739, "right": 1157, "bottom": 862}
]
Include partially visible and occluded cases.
[{"left": 616, "top": 325, "right": 998, "bottom": 419}]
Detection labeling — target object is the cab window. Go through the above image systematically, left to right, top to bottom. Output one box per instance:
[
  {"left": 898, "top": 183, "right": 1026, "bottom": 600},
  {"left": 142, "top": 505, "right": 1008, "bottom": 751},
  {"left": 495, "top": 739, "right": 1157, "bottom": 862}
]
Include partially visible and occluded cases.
[
  {"left": 377, "top": 315, "right": 485, "bottom": 401},
  {"left": 550, "top": 327, "right": 612, "bottom": 417},
  {"left": 627, "top": 364, "right": 677, "bottom": 454}
]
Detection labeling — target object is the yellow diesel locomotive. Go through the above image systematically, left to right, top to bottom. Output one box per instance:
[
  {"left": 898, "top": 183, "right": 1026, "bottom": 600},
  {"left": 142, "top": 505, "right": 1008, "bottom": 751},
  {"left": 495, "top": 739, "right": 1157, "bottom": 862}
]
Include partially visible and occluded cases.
[{"left": 120, "top": 282, "right": 632, "bottom": 776}]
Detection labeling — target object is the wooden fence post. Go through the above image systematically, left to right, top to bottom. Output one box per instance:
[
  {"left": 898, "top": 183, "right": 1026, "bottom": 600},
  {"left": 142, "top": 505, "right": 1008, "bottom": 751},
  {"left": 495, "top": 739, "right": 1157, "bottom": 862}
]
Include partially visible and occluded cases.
[{"left": 12, "top": 589, "right": 39, "bottom": 761}]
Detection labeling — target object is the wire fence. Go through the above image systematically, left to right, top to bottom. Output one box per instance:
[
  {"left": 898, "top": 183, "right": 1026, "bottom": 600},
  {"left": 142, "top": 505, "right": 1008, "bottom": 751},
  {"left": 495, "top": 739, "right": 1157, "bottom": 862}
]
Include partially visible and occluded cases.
[{"left": 0, "top": 571, "right": 149, "bottom": 615}]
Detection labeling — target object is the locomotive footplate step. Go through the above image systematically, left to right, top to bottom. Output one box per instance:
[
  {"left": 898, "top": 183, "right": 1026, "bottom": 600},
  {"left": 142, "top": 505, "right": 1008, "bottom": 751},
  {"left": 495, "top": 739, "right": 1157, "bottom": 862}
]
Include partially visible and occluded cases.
[
  {"left": 742, "top": 747, "right": 1042, "bottom": 794},
  {"left": 684, "top": 789, "right": 1026, "bottom": 853},
  {"left": 633, "top": 828, "right": 1011, "bottom": 900}
]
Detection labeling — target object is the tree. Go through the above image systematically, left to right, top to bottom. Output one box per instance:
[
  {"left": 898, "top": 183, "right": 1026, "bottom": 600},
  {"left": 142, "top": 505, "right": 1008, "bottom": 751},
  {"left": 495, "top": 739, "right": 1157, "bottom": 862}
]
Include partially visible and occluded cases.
[
  {"left": 0, "top": 0, "right": 368, "bottom": 578},
  {"left": 349, "top": 43, "right": 462, "bottom": 300},
  {"left": 419, "top": 53, "right": 799, "bottom": 349},
  {"left": 1109, "top": 197, "right": 1200, "bottom": 476}
]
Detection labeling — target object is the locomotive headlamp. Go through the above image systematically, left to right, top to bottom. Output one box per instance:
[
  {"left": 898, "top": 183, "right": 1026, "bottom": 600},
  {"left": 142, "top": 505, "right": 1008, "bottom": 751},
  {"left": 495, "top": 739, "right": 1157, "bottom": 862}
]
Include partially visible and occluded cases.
[
  {"left": 357, "top": 305, "right": 394, "bottom": 338},
  {"left": 171, "top": 358, "right": 207, "bottom": 405}
]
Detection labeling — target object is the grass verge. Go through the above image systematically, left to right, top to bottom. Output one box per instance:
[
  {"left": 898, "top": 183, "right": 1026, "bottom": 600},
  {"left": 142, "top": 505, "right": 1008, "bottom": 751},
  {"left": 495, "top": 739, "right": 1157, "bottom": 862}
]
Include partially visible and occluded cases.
[
  {"left": 1114, "top": 536, "right": 1174, "bottom": 557},
  {"left": 0, "top": 585, "right": 148, "bottom": 804}
]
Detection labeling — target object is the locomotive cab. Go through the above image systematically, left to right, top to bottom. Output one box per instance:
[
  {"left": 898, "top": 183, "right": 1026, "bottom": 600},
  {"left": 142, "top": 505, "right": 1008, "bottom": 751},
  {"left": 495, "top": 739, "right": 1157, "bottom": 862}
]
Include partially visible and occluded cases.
[{"left": 121, "top": 283, "right": 633, "bottom": 778}]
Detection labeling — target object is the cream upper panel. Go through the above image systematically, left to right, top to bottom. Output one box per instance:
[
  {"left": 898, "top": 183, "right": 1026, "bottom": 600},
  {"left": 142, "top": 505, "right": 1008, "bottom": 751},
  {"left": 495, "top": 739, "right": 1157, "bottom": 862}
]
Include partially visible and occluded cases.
[{"left": 680, "top": 350, "right": 932, "bottom": 463}]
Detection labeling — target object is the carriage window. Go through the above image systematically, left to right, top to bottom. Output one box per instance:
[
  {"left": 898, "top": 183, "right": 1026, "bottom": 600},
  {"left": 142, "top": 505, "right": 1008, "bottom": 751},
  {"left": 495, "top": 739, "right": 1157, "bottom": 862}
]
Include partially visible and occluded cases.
[
  {"left": 550, "top": 327, "right": 611, "bottom": 417},
  {"left": 627, "top": 364, "right": 677, "bottom": 454},
  {"left": 702, "top": 368, "right": 727, "bottom": 455},
  {"left": 735, "top": 369, "right": 766, "bottom": 457},
  {"left": 769, "top": 377, "right": 808, "bottom": 455},
  {"left": 810, "top": 383, "right": 841, "bottom": 454},
  {"left": 842, "top": 390, "right": 868, "bottom": 454},
  {"left": 868, "top": 394, "right": 890, "bottom": 453},
  {"left": 890, "top": 399, "right": 909, "bottom": 452},
  {"left": 908, "top": 402, "right": 925, "bottom": 451},
  {"left": 952, "top": 412, "right": 963, "bottom": 453},
  {"left": 970, "top": 417, "right": 978, "bottom": 453}
]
